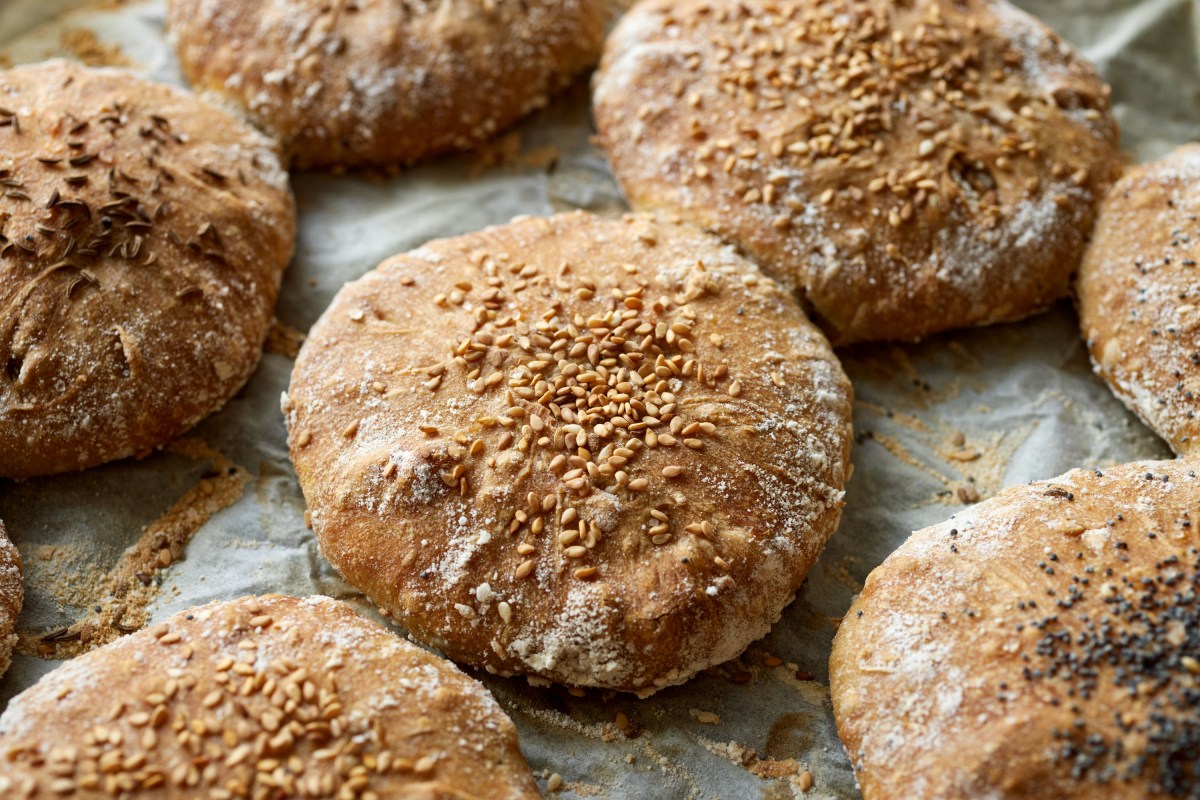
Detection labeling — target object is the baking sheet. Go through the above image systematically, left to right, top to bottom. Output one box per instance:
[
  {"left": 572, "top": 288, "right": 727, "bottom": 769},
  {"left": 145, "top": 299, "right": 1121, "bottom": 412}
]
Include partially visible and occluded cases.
[{"left": 0, "top": 1, "right": 1194, "bottom": 797}]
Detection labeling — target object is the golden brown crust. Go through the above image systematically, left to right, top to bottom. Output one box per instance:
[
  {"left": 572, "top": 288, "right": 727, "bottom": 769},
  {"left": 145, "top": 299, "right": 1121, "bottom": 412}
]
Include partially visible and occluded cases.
[
  {"left": 166, "top": 0, "right": 609, "bottom": 170},
  {"left": 593, "top": 0, "right": 1123, "bottom": 345},
  {"left": 0, "top": 60, "right": 296, "bottom": 479},
  {"left": 1077, "top": 145, "right": 1200, "bottom": 456},
  {"left": 285, "top": 211, "right": 853, "bottom": 693},
  {"left": 830, "top": 459, "right": 1200, "bottom": 799},
  {"left": 0, "top": 519, "right": 21, "bottom": 680},
  {"left": 0, "top": 594, "right": 540, "bottom": 800}
]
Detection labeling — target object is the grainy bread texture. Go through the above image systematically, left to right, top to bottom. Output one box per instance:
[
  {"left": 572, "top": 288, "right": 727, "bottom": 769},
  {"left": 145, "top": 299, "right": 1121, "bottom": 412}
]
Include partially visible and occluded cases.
[
  {"left": 166, "top": 0, "right": 609, "bottom": 170},
  {"left": 593, "top": 0, "right": 1123, "bottom": 345},
  {"left": 0, "top": 60, "right": 295, "bottom": 479},
  {"left": 1078, "top": 145, "right": 1200, "bottom": 456},
  {"left": 285, "top": 212, "right": 853, "bottom": 694},
  {"left": 831, "top": 460, "right": 1200, "bottom": 799},
  {"left": 0, "top": 519, "right": 21, "bottom": 679},
  {"left": 0, "top": 595, "right": 540, "bottom": 799}
]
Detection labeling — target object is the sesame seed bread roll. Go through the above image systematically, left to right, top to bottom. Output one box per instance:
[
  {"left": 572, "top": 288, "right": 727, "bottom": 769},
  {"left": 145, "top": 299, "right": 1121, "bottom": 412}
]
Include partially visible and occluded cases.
[
  {"left": 165, "top": 0, "right": 609, "bottom": 170},
  {"left": 593, "top": 0, "right": 1123, "bottom": 345},
  {"left": 0, "top": 60, "right": 295, "bottom": 479},
  {"left": 1078, "top": 145, "right": 1200, "bottom": 456},
  {"left": 285, "top": 212, "right": 853, "bottom": 694},
  {"left": 830, "top": 460, "right": 1200, "bottom": 799},
  {"left": 0, "top": 519, "right": 22, "bottom": 680},
  {"left": 0, "top": 595, "right": 540, "bottom": 800}
]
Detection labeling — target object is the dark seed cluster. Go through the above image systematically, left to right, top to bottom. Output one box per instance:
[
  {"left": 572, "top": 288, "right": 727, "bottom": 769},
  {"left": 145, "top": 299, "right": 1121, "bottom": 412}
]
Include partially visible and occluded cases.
[
  {"left": 0, "top": 96, "right": 245, "bottom": 316},
  {"left": 1007, "top": 499, "right": 1200, "bottom": 796}
]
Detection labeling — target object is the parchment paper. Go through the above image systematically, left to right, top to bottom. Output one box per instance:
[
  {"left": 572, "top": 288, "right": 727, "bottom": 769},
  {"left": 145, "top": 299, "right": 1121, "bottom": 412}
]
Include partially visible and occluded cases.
[{"left": 0, "top": 1, "right": 1195, "bottom": 797}]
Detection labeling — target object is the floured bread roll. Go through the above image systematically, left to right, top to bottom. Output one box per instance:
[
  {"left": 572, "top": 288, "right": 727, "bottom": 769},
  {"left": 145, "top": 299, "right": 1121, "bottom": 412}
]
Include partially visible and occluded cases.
[
  {"left": 166, "top": 0, "right": 609, "bottom": 169},
  {"left": 593, "top": 0, "right": 1123, "bottom": 345},
  {"left": 0, "top": 60, "right": 295, "bottom": 478},
  {"left": 1078, "top": 144, "right": 1200, "bottom": 455},
  {"left": 285, "top": 211, "right": 853, "bottom": 693},
  {"left": 831, "top": 460, "right": 1200, "bottom": 799},
  {"left": 0, "top": 519, "right": 21, "bottom": 680},
  {"left": 0, "top": 595, "right": 540, "bottom": 799}
]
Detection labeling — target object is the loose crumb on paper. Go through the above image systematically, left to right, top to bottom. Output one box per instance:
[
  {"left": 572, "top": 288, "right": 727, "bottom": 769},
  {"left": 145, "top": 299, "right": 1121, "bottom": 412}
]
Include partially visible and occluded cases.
[
  {"left": 59, "top": 27, "right": 131, "bottom": 67},
  {"left": 265, "top": 317, "right": 307, "bottom": 359},
  {"left": 17, "top": 438, "right": 249, "bottom": 659},
  {"left": 699, "top": 738, "right": 815, "bottom": 795}
]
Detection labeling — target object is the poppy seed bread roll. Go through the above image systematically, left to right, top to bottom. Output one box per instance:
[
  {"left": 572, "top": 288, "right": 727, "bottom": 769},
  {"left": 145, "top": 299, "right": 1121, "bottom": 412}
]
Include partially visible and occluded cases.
[{"left": 831, "top": 460, "right": 1200, "bottom": 799}]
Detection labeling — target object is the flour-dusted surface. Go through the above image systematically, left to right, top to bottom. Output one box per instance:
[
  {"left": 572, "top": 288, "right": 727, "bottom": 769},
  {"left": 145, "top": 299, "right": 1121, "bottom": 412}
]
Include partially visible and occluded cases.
[
  {"left": 165, "top": 0, "right": 610, "bottom": 169},
  {"left": 593, "top": 0, "right": 1122, "bottom": 346},
  {"left": 0, "top": 1, "right": 1194, "bottom": 798},
  {"left": 1078, "top": 145, "right": 1200, "bottom": 457},
  {"left": 285, "top": 212, "right": 853, "bottom": 694},
  {"left": 830, "top": 461, "right": 1200, "bottom": 798},
  {"left": 0, "top": 520, "right": 21, "bottom": 679},
  {"left": 0, "top": 594, "right": 541, "bottom": 798}
]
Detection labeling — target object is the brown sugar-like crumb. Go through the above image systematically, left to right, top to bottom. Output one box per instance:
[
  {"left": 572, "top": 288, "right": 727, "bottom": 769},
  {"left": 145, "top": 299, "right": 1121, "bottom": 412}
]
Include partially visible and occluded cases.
[
  {"left": 58, "top": 28, "right": 132, "bottom": 68},
  {"left": 264, "top": 317, "right": 306, "bottom": 359},
  {"left": 17, "top": 438, "right": 249, "bottom": 659},
  {"left": 699, "top": 738, "right": 815, "bottom": 792}
]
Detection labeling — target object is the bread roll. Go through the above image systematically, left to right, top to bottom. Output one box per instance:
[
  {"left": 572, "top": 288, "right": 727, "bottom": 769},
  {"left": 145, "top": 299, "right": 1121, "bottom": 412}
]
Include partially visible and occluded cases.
[
  {"left": 166, "top": 0, "right": 609, "bottom": 170},
  {"left": 594, "top": 0, "right": 1123, "bottom": 345},
  {"left": 0, "top": 60, "right": 295, "bottom": 478},
  {"left": 1078, "top": 144, "right": 1200, "bottom": 455},
  {"left": 285, "top": 211, "right": 854, "bottom": 693},
  {"left": 831, "top": 459, "right": 1200, "bottom": 799},
  {"left": 0, "top": 518, "right": 21, "bottom": 680},
  {"left": 0, "top": 595, "right": 540, "bottom": 799}
]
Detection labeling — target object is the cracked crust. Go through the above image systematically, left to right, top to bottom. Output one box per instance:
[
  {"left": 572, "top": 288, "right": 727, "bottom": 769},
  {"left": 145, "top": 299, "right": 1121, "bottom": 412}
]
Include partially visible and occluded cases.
[
  {"left": 166, "top": 0, "right": 609, "bottom": 170},
  {"left": 593, "top": 0, "right": 1122, "bottom": 345},
  {"left": 0, "top": 61, "right": 295, "bottom": 478},
  {"left": 1078, "top": 144, "right": 1200, "bottom": 455},
  {"left": 285, "top": 211, "right": 853, "bottom": 693},
  {"left": 831, "top": 460, "right": 1200, "bottom": 799},
  {"left": 0, "top": 595, "right": 539, "bottom": 799}
]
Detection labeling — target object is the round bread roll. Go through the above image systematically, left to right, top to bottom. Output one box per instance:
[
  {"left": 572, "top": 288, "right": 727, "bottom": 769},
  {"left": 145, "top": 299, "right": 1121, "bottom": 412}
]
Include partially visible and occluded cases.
[
  {"left": 166, "top": 0, "right": 609, "bottom": 170},
  {"left": 593, "top": 0, "right": 1123, "bottom": 345},
  {"left": 0, "top": 61, "right": 295, "bottom": 479},
  {"left": 1078, "top": 145, "right": 1200, "bottom": 456},
  {"left": 285, "top": 211, "right": 853, "bottom": 694},
  {"left": 830, "top": 460, "right": 1200, "bottom": 799},
  {"left": 0, "top": 519, "right": 22, "bottom": 680},
  {"left": 0, "top": 595, "right": 540, "bottom": 799}
]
